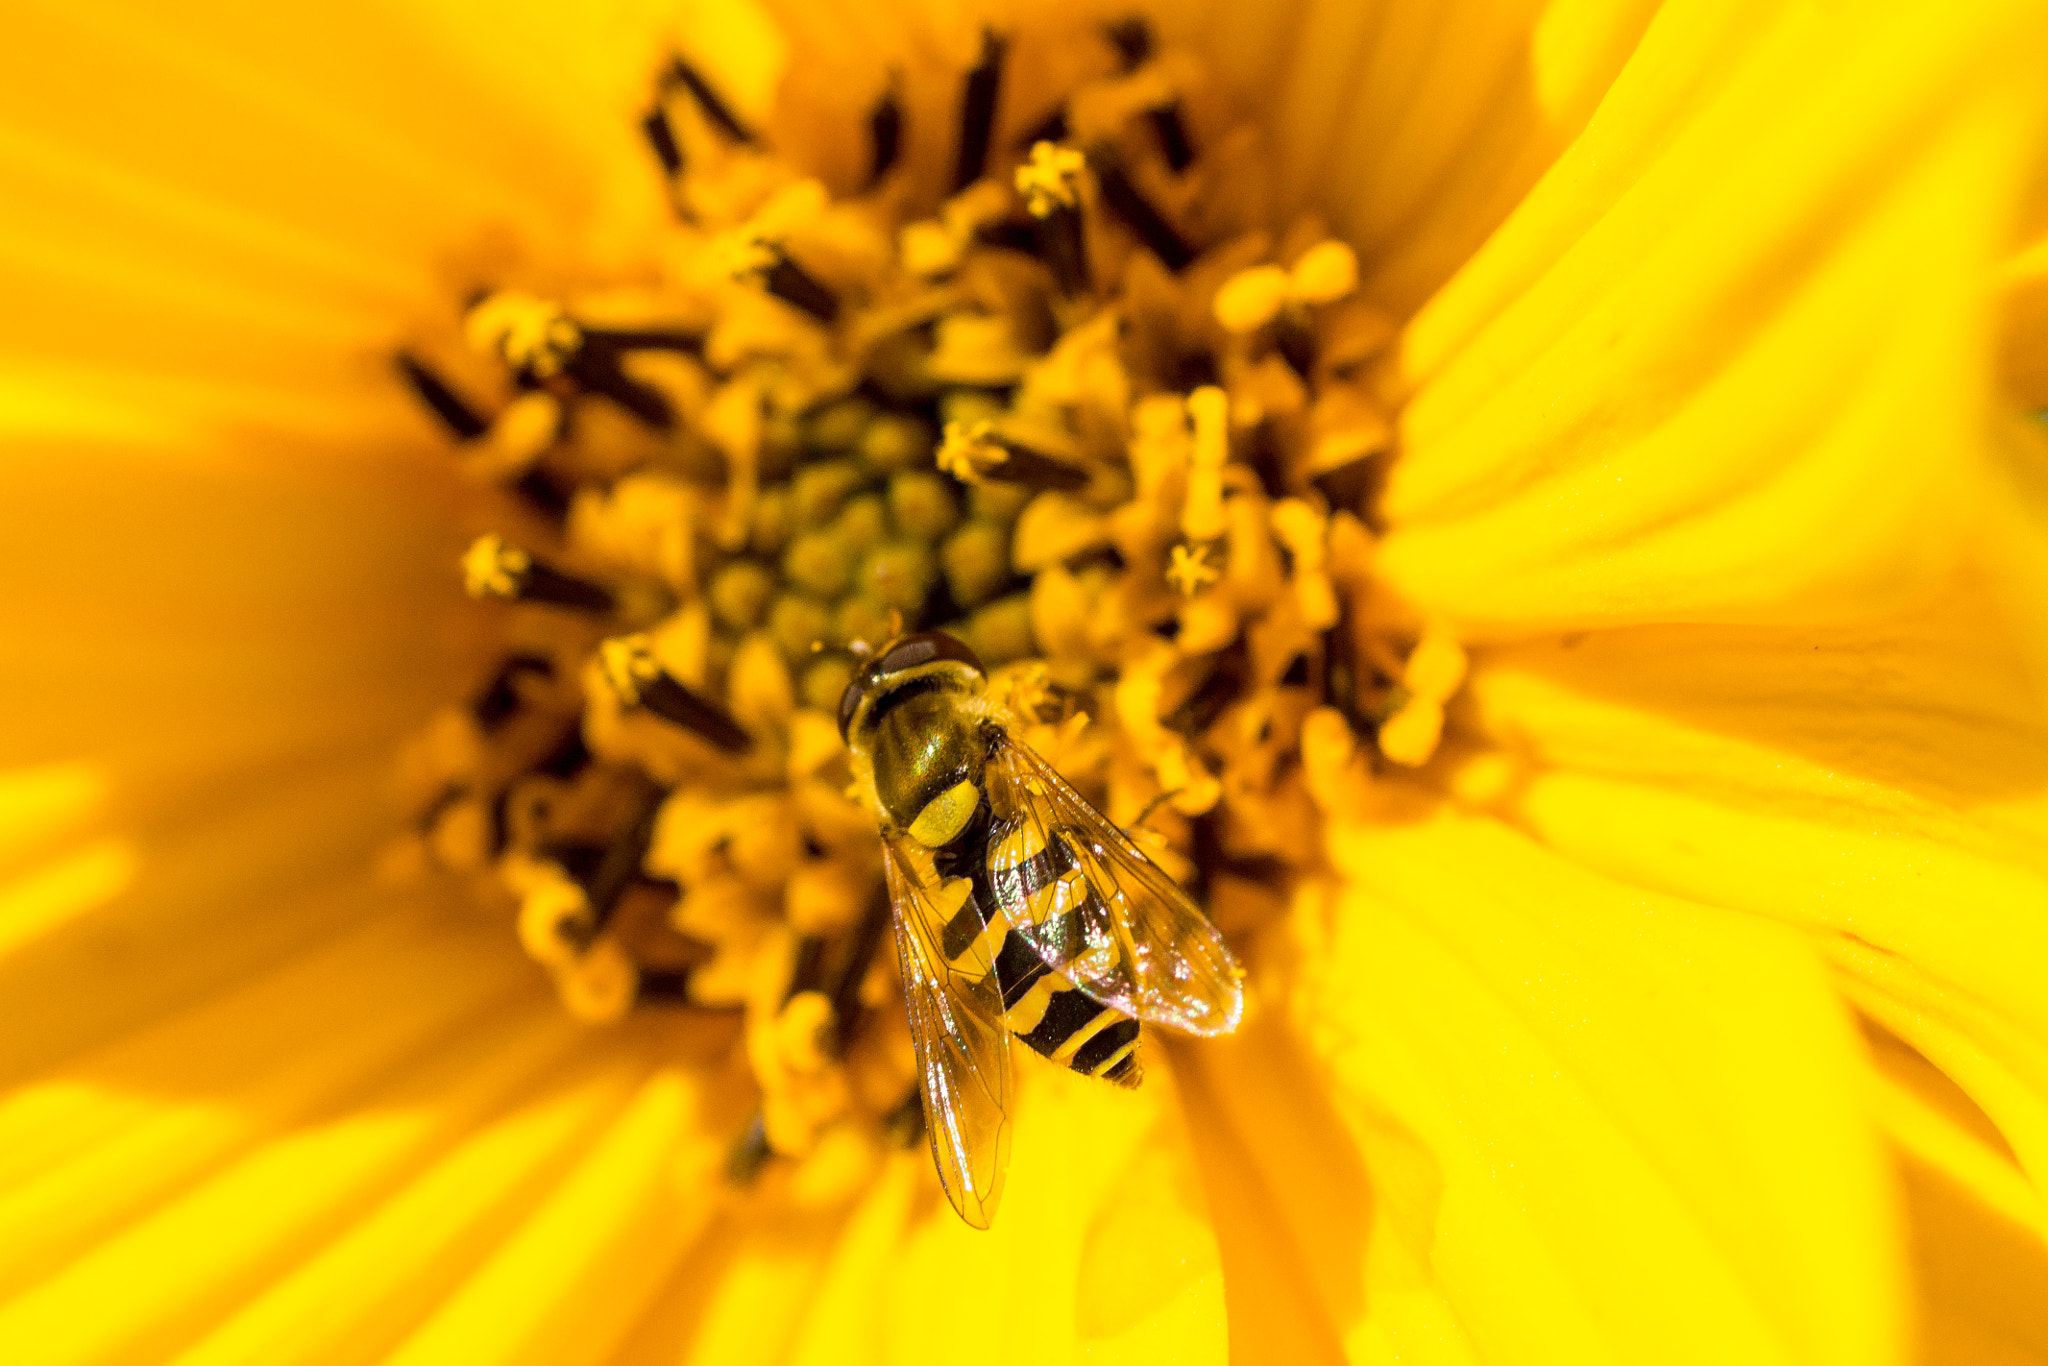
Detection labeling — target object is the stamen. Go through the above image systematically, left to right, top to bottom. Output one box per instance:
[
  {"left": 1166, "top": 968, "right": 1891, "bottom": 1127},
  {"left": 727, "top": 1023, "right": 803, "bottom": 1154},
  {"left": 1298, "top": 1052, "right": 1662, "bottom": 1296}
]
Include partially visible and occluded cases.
[
  {"left": 1104, "top": 15, "right": 1154, "bottom": 71},
  {"left": 953, "top": 28, "right": 1007, "bottom": 193},
  {"left": 664, "top": 56, "right": 759, "bottom": 145},
  {"left": 867, "top": 84, "right": 903, "bottom": 186},
  {"left": 1149, "top": 101, "right": 1195, "bottom": 173},
  {"left": 641, "top": 103, "right": 683, "bottom": 178},
  {"left": 1015, "top": 103, "right": 1071, "bottom": 152},
  {"left": 1016, "top": 141, "right": 1090, "bottom": 296},
  {"left": 1088, "top": 146, "right": 1193, "bottom": 270},
  {"left": 730, "top": 239, "right": 840, "bottom": 324},
  {"left": 578, "top": 326, "right": 704, "bottom": 353},
  {"left": 563, "top": 344, "right": 676, "bottom": 430},
  {"left": 395, "top": 352, "right": 488, "bottom": 441},
  {"left": 937, "top": 420, "right": 1088, "bottom": 490},
  {"left": 461, "top": 534, "right": 616, "bottom": 612},
  {"left": 599, "top": 635, "right": 752, "bottom": 753},
  {"left": 468, "top": 652, "right": 553, "bottom": 732},
  {"left": 565, "top": 782, "right": 667, "bottom": 933},
  {"left": 882, "top": 1088, "right": 925, "bottom": 1148},
  {"left": 727, "top": 1113, "right": 773, "bottom": 1183}
]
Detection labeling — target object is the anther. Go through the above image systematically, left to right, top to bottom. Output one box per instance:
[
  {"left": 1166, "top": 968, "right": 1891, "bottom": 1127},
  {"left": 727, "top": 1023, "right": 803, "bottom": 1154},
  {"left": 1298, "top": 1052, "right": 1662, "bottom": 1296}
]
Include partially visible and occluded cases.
[
  {"left": 1104, "top": 15, "right": 1154, "bottom": 71},
  {"left": 953, "top": 28, "right": 1007, "bottom": 193},
  {"left": 663, "top": 56, "right": 759, "bottom": 146},
  {"left": 867, "top": 83, "right": 903, "bottom": 187},
  {"left": 1149, "top": 101, "right": 1195, "bottom": 172},
  {"left": 641, "top": 103, "right": 683, "bottom": 178},
  {"left": 1015, "top": 103, "right": 1071, "bottom": 152},
  {"left": 1016, "top": 141, "right": 1090, "bottom": 296},
  {"left": 1088, "top": 145, "right": 1193, "bottom": 271},
  {"left": 732, "top": 240, "right": 840, "bottom": 324},
  {"left": 577, "top": 326, "right": 704, "bottom": 354},
  {"left": 561, "top": 342, "right": 676, "bottom": 430},
  {"left": 396, "top": 352, "right": 488, "bottom": 441},
  {"left": 938, "top": 420, "right": 1088, "bottom": 490},
  {"left": 462, "top": 534, "right": 616, "bottom": 613},
  {"left": 599, "top": 634, "right": 753, "bottom": 753},
  {"left": 468, "top": 652, "right": 553, "bottom": 732},
  {"left": 563, "top": 782, "right": 667, "bottom": 934},
  {"left": 636, "top": 968, "right": 693, "bottom": 1004},
  {"left": 882, "top": 1087, "right": 926, "bottom": 1148},
  {"left": 727, "top": 1112, "right": 773, "bottom": 1184}
]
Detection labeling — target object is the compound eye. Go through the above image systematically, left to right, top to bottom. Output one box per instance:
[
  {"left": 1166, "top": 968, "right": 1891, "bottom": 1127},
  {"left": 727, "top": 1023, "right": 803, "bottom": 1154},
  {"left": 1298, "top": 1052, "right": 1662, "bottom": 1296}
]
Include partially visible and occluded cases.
[
  {"left": 875, "top": 630, "right": 985, "bottom": 679},
  {"left": 836, "top": 663, "right": 872, "bottom": 741}
]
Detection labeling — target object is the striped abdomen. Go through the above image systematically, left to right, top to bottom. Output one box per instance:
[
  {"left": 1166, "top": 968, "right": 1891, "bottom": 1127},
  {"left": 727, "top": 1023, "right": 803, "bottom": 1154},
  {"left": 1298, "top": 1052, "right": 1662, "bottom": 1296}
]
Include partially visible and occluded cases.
[{"left": 935, "top": 811, "right": 1143, "bottom": 1087}]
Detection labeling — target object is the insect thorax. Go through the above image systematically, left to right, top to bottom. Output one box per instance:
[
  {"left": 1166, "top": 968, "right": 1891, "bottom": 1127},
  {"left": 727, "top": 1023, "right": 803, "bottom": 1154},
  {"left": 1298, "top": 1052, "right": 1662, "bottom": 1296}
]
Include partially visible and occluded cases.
[{"left": 856, "top": 675, "right": 990, "bottom": 844}]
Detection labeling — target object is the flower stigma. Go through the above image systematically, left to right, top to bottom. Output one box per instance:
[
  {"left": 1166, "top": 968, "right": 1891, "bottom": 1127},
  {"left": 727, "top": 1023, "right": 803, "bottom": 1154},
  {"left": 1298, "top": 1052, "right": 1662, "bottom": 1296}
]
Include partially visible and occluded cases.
[{"left": 387, "top": 17, "right": 1454, "bottom": 1195}]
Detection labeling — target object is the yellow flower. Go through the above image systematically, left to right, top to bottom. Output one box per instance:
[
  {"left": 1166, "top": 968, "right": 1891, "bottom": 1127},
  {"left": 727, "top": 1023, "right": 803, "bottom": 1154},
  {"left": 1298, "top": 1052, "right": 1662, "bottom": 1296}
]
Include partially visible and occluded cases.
[{"left": 4, "top": 1, "right": 2048, "bottom": 1364}]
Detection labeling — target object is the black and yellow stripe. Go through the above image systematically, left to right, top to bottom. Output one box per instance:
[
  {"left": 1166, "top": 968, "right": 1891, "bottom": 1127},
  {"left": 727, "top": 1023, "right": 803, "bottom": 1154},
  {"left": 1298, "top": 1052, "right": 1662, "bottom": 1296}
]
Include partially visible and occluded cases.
[{"left": 934, "top": 810, "right": 1144, "bottom": 1087}]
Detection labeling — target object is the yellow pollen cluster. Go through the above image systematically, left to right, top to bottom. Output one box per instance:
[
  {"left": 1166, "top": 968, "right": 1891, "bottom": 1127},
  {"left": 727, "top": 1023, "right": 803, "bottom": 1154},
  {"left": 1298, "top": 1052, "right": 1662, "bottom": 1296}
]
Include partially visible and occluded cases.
[{"left": 387, "top": 16, "right": 1457, "bottom": 1188}]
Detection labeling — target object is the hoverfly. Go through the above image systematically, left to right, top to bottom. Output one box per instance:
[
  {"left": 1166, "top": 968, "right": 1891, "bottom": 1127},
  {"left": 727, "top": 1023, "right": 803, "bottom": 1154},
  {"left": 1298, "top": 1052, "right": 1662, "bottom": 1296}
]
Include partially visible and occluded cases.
[{"left": 839, "top": 631, "right": 1244, "bottom": 1228}]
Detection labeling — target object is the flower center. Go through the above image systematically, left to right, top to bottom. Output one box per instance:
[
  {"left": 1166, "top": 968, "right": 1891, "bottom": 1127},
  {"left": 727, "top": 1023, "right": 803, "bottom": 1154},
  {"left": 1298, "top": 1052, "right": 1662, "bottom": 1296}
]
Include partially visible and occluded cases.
[{"left": 387, "top": 15, "right": 1457, "bottom": 1176}]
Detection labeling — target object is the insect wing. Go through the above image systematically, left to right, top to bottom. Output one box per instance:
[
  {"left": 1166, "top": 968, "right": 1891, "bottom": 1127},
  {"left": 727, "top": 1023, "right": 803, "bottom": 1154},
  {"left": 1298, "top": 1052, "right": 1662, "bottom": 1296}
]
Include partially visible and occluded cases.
[
  {"left": 983, "top": 736, "right": 1245, "bottom": 1037},
  {"left": 881, "top": 835, "right": 1013, "bottom": 1229}
]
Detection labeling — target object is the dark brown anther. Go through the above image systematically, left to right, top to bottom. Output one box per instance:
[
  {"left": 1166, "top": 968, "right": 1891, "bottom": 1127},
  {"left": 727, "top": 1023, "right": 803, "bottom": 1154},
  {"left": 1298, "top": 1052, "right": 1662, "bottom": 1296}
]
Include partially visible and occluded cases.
[
  {"left": 1104, "top": 15, "right": 1154, "bottom": 71},
  {"left": 952, "top": 28, "right": 1007, "bottom": 192},
  {"left": 664, "top": 56, "right": 759, "bottom": 145},
  {"left": 867, "top": 83, "right": 903, "bottom": 186},
  {"left": 1149, "top": 101, "right": 1195, "bottom": 172},
  {"left": 1015, "top": 103, "right": 1070, "bottom": 151},
  {"left": 640, "top": 104, "right": 683, "bottom": 177},
  {"left": 1088, "top": 146, "right": 1193, "bottom": 270},
  {"left": 1034, "top": 204, "right": 1091, "bottom": 297},
  {"left": 759, "top": 245, "right": 841, "bottom": 324},
  {"left": 1276, "top": 315, "right": 1317, "bottom": 380},
  {"left": 578, "top": 326, "right": 704, "bottom": 354},
  {"left": 562, "top": 344, "right": 675, "bottom": 429},
  {"left": 395, "top": 352, "right": 488, "bottom": 441},
  {"left": 938, "top": 420, "right": 1091, "bottom": 491},
  {"left": 998, "top": 441, "right": 1089, "bottom": 491},
  {"left": 511, "top": 468, "right": 573, "bottom": 522},
  {"left": 462, "top": 535, "right": 616, "bottom": 613},
  {"left": 599, "top": 635, "right": 753, "bottom": 754},
  {"left": 468, "top": 652, "right": 554, "bottom": 732},
  {"left": 642, "top": 674, "right": 752, "bottom": 753},
  {"left": 534, "top": 724, "right": 594, "bottom": 779},
  {"left": 574, "top": 781, "right": 667, "bottom": 934},
  {"left": 826, "top": 894, "right": 893, "bottom": 1045},
  {"left": 786, "top": 935, "right": 829, "bottom": 1002},
  {"left": 635, "top": 969, "right": 693, "bottom": 1004},
  {"left": 882, "top": 1087, "right": 926, "bottom": 1149},
  {"left": 726, "top": 1113, "right": 773, "bottom": 1184}
]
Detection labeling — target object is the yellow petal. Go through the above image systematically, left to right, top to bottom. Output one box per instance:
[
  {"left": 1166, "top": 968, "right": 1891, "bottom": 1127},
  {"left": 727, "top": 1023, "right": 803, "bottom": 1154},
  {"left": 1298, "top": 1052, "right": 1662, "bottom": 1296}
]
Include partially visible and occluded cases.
[
  {"left": 1380, "top": 0, "right": 2048, "bottom": 634},
  {"left": 1464, "top": 579, "right": 2048, "bottom": 1042},
  {"left": 1298, "top": 810, "right": 1902, "bottom": 1366},
  {"left": 1830, "top": 937, "right": 2048, "bottom": 1237},
  {"left": 0, "top": 999, "right": 581, "bottom": 1366},
  {"left": 171, "top": 1050, "right": 652, "bottom": 1366},
  {"left": 885, "top": 1059, "right": 1226, "bottom": 1366},
  {"left": 383, "top": 1069, "right": 719, "bottom": 1366}
]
